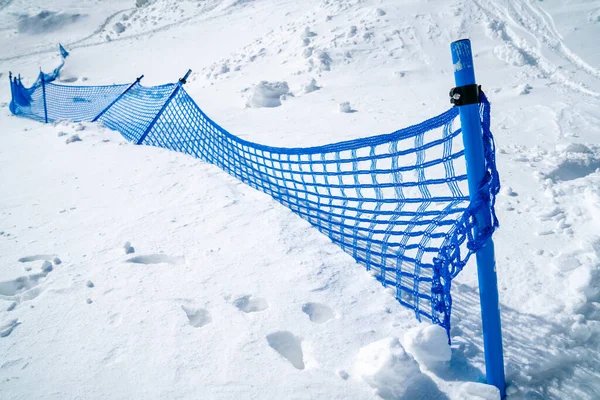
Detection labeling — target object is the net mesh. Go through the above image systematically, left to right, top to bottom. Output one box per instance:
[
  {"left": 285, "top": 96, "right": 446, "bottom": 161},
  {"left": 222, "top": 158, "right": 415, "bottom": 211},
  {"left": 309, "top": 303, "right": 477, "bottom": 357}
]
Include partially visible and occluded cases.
[{"left": 8, "top": 57, "right": 500, "bottom": 335}]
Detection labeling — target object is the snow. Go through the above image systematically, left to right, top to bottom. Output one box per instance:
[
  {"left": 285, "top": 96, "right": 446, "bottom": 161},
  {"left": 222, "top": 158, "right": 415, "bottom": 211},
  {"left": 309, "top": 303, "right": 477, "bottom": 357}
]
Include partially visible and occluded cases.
[
  {"left": 1, "top": 0, "right": 600, "bottom": 399},
  {"left": 17, "top": 11, "right": 85, "bottom": 35},
  {"left": 113, "top": 22, "right": 126, "bottom": 34},
  {"left": 303, "top": 78, "right": 320, "bottom": 94},
  {"left": 246, "top": 81, "right": 291, "bottom": 108},
  {"left": 338, "top": 101, "right": 355, "bottom": 113},
  {"left": 65, "top": 133, "right": 82, "bottom": 144},
  {"left": 123, "top": 241, "right": 135, "bottom": 254},
  {"left": 233, "top": 295, "right": 269, "bottom": 313},
  {"left": 301, "top": 302, "right": 334, "bottom": 324},
  {"left": 182, "top": 305, "right": 212, "bottom": 328},
  {"left": 0, "top": 319, "right": 20, "bottom": 338},
  {"left": 403, "top": 325, "right": 452, "bottom": 370},
  {"left": 267, "top": 330, "right": 306, "bottom": 370},
  {"left": 353, "top": 337, "right": 433, "bottom": 399},
  {"left": 455, "top": 382, "right": 500, "bottom": 400}
]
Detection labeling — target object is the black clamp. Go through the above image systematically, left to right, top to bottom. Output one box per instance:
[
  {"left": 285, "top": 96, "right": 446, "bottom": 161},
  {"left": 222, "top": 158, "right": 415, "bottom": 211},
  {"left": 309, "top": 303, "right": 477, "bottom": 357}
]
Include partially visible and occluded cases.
[
  {"left": 179, "top": 69, "right": 192, "bottom": 85},
  {"left": 449, "top": 84, "right": 480, "bottom": 106}
]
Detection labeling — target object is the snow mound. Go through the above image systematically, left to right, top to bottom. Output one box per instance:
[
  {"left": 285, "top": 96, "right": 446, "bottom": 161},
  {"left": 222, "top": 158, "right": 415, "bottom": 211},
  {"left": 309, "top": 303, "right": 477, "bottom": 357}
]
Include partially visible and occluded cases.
[
  {"left": 374, "top": 8, "right": 386, "bottom": 17},
  {"left": 17, "top": 11, "right": 85, "bottom": 34},
  {"left": 113, "top": 22, "right": 126, "bottom": 34},
  {"left": 302, "top": 26, "right": 317, "bottom": 39},
  {"left": 313, "top": 50, "right": 332, "bottom": 72},
  {"left": 303, "top": 78, "right": 320, "bottom": 94},
  {"left": 246, "top": 81, "right": 291, "bottom": 108},
  {"left": 516, "top": 83, "right": 533, "bottom": 95},
  {"left": 338, "top": 101, "right": 355, "bottom": 113},
  {"left": 65, "top": 134, "right": 82, "bottom": 144},
  {"left": 556, "top": 143, "right": 593, "bottom": 154},
  {"left": 123, "top": 241, "right": 135, "bottom": 254},
  {"left": 403, "top": 324, "right": 451, "bottom": 369},
  {"left": 353, "top": 337, "right": 427, "bottom": 399},
  {"left": 455, "top": 382, "right": 500, "bottom": 400}
]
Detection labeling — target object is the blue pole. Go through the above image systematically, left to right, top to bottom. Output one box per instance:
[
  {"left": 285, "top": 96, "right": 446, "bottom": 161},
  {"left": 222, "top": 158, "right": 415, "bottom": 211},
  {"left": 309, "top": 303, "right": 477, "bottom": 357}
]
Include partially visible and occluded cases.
[
  {"left": 450, "top": 39, "right": 505, "bottom": 397},
  {"left": 137, "top": 69, "right": 192, "bottom": 145},
  {"left": 40, "top": 71, "right": 48, "bottom": 123},
  {"left": 8, "top": 72, "right": 14, "bottom": 113},
  {"left": 92, "top": 75, "right": 144, "bottom": 122}
]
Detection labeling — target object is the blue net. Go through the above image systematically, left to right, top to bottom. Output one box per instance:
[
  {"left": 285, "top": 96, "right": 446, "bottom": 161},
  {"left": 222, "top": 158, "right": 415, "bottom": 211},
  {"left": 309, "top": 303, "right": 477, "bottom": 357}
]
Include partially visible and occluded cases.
[{"left": 8, "top": 48, "right": 500, "bottom": 336}]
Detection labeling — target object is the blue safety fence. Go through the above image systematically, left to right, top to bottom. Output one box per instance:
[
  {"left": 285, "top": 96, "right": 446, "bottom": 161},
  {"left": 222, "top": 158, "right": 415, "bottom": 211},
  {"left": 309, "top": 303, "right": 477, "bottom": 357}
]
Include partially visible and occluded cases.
[{"left": 8, "top": 47, "right": 500, "bottom": 336}]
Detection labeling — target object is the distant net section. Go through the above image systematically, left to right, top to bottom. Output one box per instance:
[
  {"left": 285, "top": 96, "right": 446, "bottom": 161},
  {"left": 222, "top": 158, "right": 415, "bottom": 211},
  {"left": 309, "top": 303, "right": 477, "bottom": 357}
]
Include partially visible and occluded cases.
[{"left": 8, "top": 48, "right": 499, "bottom": 335}]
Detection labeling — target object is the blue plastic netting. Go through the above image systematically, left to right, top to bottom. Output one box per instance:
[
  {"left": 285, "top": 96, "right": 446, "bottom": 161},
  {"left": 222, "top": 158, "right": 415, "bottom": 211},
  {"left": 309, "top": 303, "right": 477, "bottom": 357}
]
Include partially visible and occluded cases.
[{"left": 8, "top": 47, "right": 500, "bottom": 335}]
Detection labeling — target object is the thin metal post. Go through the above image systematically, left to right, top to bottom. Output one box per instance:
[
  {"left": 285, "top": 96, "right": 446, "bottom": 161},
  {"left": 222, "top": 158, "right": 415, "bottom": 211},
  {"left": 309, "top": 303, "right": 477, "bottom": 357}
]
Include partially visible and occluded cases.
[
  {"left": 450, "top": 39, "right": 505, "bottom": 397},
  {"left": 136, "top": 69, "right": 191, "bottom": 145},
  {"left": 179, "top": 69, "right": 192, "bottom": 84},
  {"left": 8, "top": 71, "right": 13, "bottom": 102},
  {"left": 40, "top": 71, "right": 48, "bottom": 123},
  {"left": 8, "top": 72, "right": 16, "bottom": 115},
  {"left": 92, "top": 75, "right": 144, "bottom": 122}
]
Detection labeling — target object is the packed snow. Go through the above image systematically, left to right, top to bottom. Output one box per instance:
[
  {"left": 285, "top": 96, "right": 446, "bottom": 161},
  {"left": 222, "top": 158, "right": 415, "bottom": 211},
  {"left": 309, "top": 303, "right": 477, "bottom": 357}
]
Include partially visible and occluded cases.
[
  {"left": 1, "top": 0, "right": 600, "bottom": 399},
  {"left": 246, "top": 81, "right": 292, "bottom": 108},
  {"left": 403, "top": 325, "right": 452, "bottom": 370},
  {"left": 353, "top": 337, "right": 437, "bottom": 399}
]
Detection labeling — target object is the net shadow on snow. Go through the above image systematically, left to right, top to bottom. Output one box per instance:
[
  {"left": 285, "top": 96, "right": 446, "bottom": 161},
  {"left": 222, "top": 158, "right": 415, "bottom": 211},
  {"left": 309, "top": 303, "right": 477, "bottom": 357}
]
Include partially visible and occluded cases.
[{"left": 449, "top": 284, "right": 600, "bottom": 399}]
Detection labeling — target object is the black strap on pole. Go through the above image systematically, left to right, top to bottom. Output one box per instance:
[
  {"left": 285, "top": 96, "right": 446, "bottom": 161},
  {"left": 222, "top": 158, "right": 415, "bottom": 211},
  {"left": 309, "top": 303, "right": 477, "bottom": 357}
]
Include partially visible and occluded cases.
[
  {"left": 179, "top": 69, "right": 192, "bottom": 84},
  {"left": 449, "top": 84, "right": 480, "bottom": 106}
]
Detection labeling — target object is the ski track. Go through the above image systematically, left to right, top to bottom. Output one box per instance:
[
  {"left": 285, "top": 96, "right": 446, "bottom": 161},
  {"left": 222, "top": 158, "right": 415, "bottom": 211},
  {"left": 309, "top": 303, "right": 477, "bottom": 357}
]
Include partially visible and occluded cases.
[{"left": 475, "top": 0, "right": 600, "bottom": 98}]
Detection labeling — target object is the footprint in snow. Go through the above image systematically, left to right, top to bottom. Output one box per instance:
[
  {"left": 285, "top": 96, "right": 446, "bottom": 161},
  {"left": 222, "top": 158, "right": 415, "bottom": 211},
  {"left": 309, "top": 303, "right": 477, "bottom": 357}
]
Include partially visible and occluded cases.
[
  {"left": 546, "top": 158, "right": 600, "bottom": 182},
  {"left": 18, "top": 254, "right": 61, "bottom": 264},
  {"left": 126, "top": 254, "right": 185, "bottom": 265},
  {"left": 0, "top": 258, "right": 57, "bottom": 304},
  {"left": 233, "top": 295, "right": 269, "bottom": 313},
  {"left": 302, "top": 302, "right": 334, "bottom": 324},
  {"left": 182, "top": 306, "right": 211, "bottom": 328},
  {"left": 1, "top": 319, "right": 20, "bottom": 338},
  {"left": 266, "top": 331, "right": 305, "bottom": 370}
]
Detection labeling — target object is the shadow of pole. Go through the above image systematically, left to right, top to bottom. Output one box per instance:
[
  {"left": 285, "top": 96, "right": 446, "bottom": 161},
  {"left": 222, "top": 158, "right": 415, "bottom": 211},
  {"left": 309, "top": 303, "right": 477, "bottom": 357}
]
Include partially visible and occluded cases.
[{"left": 448, "top": 283, "right": 600, "bottom": 399}]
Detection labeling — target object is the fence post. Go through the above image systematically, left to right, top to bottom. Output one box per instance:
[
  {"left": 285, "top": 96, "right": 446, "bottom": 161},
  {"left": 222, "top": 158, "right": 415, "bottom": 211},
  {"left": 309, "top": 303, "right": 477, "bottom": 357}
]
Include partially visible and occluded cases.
[
  {"left": 450, "top": 39, "right": 505, "bottom": 397},
  {"left": 136, "top": 69, "right": 191, "bottom": 145},
  {"left": 40, "top": 71, "right": 48, "bottom": 123},
  {"left": 8, "top": 72, "right": 14, "bottom": 112},
  {"left": 92, "top": 75, "right": 144, "bottom": 122}
]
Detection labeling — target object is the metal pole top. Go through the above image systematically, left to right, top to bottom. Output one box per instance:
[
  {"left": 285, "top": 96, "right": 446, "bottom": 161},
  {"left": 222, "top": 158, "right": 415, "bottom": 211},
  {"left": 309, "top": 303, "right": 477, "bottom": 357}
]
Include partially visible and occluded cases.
[
  {"left": 450, "top": 39, "right": 476, "bottom": 86},
  {"left": 179, "top": 69, "right": 192, "bottom": 84}
]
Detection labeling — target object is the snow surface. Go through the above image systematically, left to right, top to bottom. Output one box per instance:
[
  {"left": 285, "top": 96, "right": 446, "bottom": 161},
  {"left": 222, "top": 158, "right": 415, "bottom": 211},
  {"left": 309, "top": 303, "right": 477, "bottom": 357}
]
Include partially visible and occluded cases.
[
  {"left": 1, "top": 0, "right": 600, "bottom": 399},
  {"left": 246, "top": 81, "right": 292, "bottom": 108},
  {"left": 404, "top": 325, "right": 452, "bottom": 370},
  {"left": 353, "top": 337, "right": 437, "bottom": 399}
]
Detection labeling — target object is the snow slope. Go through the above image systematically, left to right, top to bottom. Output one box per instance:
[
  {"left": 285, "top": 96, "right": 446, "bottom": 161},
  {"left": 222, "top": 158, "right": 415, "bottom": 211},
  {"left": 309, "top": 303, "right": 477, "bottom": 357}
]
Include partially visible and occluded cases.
[{"left": 1, "top": 0, "right": 600, "bottom": 399}]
